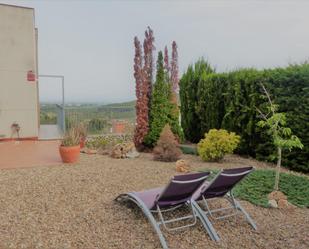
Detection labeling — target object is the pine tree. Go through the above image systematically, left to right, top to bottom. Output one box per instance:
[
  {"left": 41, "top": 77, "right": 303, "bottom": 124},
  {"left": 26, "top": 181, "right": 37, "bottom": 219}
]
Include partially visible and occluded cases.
[
  {"left": 133, "top": 37, "right": 149, "bottom": 150},
  {"left": 144, "top": 51, "right": 170, "bottom": 147}
]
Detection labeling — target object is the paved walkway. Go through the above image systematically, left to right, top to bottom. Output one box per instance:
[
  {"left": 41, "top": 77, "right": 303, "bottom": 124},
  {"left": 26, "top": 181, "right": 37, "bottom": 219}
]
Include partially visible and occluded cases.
[{"left": 0, "top": 140, "right": 62, "bottom": 169}]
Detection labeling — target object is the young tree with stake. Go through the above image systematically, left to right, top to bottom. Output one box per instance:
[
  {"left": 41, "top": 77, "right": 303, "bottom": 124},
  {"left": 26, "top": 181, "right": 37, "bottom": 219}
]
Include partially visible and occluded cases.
[{"left": 257, "top": 84, "right": 303, "bottom": 191}]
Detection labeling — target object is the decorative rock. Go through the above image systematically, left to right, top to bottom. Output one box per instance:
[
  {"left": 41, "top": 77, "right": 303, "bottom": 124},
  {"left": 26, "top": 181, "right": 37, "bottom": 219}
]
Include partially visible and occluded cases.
[
  {"left": 110, "top": 142, "right": 139, "bottom": 159},
  {"left": 111, "top": 144, "right": 124, "bottom": 159},
  {"left": 80, "top": 148, "right": 97, "bottom": 154},
  {"left": 126, "top": 148, "right": 140, "bottom": 159},
  {"left": 85, "top": 149, "right": 97, "bottom": 155},
  {"left": 98, "top": 149, "right": 110, "bottom": 156},
  {"left": 176, "top": 159, "right": 190, "bottom": 173},
  {"left": 268, "top": 191, "right": 287, "bottom": 201},
  {"left": 268, "top": 199, "right": 278, "bottom": 208},
  {"left": 278, "top": 199, "right": 289, "bottom": 209}
]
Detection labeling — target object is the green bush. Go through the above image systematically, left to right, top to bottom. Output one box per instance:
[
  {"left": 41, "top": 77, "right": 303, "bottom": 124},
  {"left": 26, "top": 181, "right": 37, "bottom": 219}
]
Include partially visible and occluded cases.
[
  {"left": 180, "top": 63, "right": 309, "bottom": 172},
  {"left": 197, "top": 129, "right": 240, "bottom": 161}
]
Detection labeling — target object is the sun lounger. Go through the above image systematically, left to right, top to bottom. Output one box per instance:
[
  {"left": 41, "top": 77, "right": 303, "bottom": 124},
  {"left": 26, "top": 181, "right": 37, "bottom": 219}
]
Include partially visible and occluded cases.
[
  {"left": 192, "top": 166, "right": 257, "bottom": 241},
  {"left": 115, "top": 172, "right": 213, "bottom": 249}
]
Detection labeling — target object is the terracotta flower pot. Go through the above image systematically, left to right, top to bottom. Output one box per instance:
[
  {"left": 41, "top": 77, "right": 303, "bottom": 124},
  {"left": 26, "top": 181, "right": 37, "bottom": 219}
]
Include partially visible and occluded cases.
[{"left": 59, "top": 145, "right": 80, "bottom": 163}]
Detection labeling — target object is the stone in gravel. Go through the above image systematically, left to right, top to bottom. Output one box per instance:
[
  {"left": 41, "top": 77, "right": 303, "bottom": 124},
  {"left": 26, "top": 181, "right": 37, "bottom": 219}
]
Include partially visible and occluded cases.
[
  {"left": 111, "top": 142, "right": 137, "bottom": 159},
  {"left": 111, "top": 144, "right": 124, "bottom": 158},
  {"left": 80, "top": 148, "right": 97, "bottom": 154},
  {"left": 85, "top": 149, "right": 97, "bottom": 155},
  {"left": 98, "top": 149, "right": 110, "bottom": 155},
  {"left": 126, "top": 149, "right": 140, "bottom": 159},
  {"left": 176, "top": 159, "right": 190, "bottom": 173},
  {"left": 268, "top": 191, "right": 287, "bottom": 201},
  {"left": 268, "top": 199, "right": 278, "bottom": 208},
  {"left": 278, "top": 199, "right": 289, "bottom": 209}
]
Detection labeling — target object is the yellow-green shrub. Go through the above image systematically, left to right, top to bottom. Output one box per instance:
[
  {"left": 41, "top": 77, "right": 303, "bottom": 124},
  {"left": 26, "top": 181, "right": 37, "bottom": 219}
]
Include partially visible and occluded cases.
[{"left": 197, "top": 129, "right": 240, "bottom": 161}]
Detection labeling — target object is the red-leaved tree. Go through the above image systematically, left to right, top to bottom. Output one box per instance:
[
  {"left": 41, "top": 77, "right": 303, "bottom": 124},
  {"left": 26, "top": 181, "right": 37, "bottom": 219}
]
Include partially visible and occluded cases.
[
  {"left": 143, "top": 27, "right": 155, "bottom": 113},
  {"left": 134, "top": 36, "right": 149, "bottom": 149},
  {"left": 171, "top": 41, "right": 179, "bottom": 94}
]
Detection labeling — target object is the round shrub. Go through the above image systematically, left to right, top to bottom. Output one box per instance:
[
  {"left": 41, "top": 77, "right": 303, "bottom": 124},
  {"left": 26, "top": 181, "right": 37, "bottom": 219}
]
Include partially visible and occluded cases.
[{"left": 197, "top": 129, "right": 240, "bottom": 161}]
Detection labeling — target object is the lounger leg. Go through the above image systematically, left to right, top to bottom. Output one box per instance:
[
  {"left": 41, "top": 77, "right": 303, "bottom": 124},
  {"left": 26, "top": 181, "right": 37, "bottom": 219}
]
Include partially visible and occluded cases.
[
  {"left": 227, "top": 192, "right": 257, "bottom": 230},
  {"left": 125, "top": 194, "right": 169, "bottom": 249},
  {"left": 234, "top": 200, "right": 257, "bottom": 230},
  {"left": 192, "top": 201, "right": 220, "bottom": 241},
  {"left": 141, "top": 207, "right": 169, "bottom": 249}
]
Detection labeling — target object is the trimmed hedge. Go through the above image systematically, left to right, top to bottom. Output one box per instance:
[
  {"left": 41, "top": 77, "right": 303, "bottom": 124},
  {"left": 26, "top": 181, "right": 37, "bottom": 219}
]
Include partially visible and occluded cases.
[{"left": 180, "top": 63, "right": 309, "bottom": 172}]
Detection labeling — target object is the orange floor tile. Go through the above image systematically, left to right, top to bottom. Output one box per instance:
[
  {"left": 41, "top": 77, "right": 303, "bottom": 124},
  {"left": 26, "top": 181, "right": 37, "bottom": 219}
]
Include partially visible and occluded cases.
[{"left": 0, "top": 140, "right": 62, "bottom": 169}]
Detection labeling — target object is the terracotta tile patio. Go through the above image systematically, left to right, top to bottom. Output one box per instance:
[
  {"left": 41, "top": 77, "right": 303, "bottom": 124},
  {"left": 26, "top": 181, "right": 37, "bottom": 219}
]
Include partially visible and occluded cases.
[{"left": 0, "top": 140, "right": 62, "bottom": 169}]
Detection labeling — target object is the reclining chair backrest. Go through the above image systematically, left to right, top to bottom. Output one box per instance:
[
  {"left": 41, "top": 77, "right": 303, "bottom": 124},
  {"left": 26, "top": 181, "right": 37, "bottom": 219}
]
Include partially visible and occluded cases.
[
  {"left": 200, "top": 167, "right": 253, "bottom": 199},
  {"left": 155, "top": 172, "right": 210, "bottom": 208}
]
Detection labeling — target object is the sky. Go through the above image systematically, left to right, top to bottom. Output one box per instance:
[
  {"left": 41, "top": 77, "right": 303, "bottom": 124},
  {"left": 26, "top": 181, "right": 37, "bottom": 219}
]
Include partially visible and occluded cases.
[{"left": 2, "top": 0, "right": 309, "bottom": 103}]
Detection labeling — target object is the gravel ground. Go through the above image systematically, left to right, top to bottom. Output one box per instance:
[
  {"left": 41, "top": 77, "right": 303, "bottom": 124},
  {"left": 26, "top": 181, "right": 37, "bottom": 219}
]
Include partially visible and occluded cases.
[{"left": 0, "top": 153, "right": 308, "bottom": 249}]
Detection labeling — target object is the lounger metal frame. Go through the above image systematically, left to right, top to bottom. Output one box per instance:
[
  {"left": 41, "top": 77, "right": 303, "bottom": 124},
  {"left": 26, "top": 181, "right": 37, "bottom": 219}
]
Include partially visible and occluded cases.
[
  {"left": 193, "top": 169, "right": 257, "bottom": 241},
  {"left": 115, "top": 174, "right": 217, "bottom": 249}
]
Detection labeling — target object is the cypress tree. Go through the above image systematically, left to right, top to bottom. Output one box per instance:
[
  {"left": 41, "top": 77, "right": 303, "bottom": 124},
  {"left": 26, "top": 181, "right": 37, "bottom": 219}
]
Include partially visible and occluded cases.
[
  {"left": 144, "top": 51, "right": 170, "bottom": 147},
  {"left": 179, "top": 58, "right": 214, "bottom": 142}
]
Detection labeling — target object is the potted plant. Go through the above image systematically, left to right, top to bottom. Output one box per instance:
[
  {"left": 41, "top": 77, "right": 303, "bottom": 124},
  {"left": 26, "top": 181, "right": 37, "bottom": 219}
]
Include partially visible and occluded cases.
[
  {"left": 76, "top": 122, "right": 88, "bottom": 148},
  {"left": 59, "top": 127, "right": 81, "bottom": 163}
]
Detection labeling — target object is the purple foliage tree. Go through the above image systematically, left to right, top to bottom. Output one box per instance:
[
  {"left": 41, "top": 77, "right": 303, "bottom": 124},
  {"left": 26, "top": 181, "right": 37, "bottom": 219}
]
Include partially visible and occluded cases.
[
  {"left": 143, "top": 27, "right": 155, "bottom": 111},
  {"left": 133, "top": 36, "right": 149, "bottom": 149},
  {"left": 171, "top": 41, "right": 179, "bottom": 94},
  {"left": 164, "top": 46, "right": 170, "bottom": 79}
]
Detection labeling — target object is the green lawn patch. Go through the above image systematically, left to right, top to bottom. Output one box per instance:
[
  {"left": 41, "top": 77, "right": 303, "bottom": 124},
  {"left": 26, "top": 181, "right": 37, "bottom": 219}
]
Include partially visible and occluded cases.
[
  {"left": 179, "top": 144, "right": 197, "bottom": 155},
  {"left": 199, "top": 169, "right": 309, "bottom": 208}
]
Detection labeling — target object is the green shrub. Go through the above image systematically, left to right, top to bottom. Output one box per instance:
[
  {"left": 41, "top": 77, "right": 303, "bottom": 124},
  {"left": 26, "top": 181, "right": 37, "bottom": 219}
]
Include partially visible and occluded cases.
[{"left": 197, "top": 129, "right": 240, "bottom": 161}]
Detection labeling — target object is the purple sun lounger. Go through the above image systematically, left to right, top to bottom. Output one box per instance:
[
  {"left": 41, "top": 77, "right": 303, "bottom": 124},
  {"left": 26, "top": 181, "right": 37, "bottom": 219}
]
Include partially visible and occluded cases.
[
  {"left": 192, "top": 166, "right": 257, "bottom": 241},
  {"left": 115, "top": 172, "right": 214, "bottom": 249}
]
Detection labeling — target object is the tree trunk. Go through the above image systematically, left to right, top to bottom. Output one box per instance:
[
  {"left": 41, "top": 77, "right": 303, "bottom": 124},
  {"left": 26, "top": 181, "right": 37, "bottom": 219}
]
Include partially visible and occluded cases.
[{"left": 274, "top": 147, "right": 282, "bottom": 191}]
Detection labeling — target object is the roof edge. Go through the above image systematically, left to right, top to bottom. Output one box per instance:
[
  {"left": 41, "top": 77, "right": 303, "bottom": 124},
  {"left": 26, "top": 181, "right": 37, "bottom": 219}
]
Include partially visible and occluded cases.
[{"left": 0, "top": 3, "right": 34, "bottom": 10}]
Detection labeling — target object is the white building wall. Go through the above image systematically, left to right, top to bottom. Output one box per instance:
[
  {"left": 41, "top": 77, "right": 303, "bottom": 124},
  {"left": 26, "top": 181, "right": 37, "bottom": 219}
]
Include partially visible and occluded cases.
[{"left": 0, "top": 4, "right": 38, "bottom": 139}]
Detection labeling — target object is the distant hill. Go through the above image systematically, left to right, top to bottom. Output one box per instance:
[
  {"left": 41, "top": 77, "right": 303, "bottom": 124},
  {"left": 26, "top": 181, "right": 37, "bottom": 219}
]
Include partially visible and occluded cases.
[{"left": 103, "top": 100, "right": 136, "bottom": 108}]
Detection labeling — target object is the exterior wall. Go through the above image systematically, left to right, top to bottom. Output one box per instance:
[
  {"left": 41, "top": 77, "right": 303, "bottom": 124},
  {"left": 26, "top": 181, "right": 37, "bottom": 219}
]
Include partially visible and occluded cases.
[{"left": 0, "top": 4, "right": 38, "bottom": 139}]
